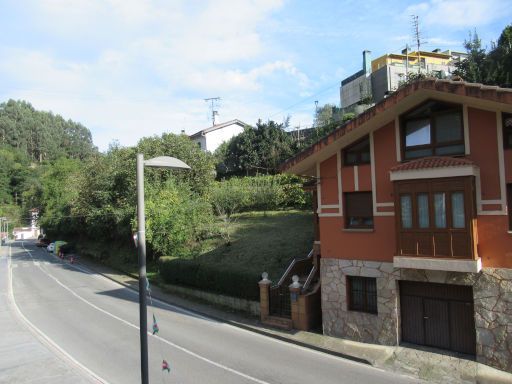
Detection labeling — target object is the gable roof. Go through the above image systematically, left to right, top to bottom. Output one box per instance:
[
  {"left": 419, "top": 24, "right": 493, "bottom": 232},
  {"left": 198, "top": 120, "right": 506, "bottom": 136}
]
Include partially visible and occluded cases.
[
  {"left": 280, "top": 79, "right": 512, "bottom": 176},
  {"left": 189, "top": 119, "right": 249, "bottom": 139}
]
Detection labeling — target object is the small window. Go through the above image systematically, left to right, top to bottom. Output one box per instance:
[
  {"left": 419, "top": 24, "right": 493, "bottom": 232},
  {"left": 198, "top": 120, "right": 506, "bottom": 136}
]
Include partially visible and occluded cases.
[
  {"left": 503, "top": 113, "right": 512, "bottom": 149},
  {"left": 344, "top": 136, "right": 370, "bottom": 166},
  {"left": 507, "top": 184, "right": 512, "bottom": 230},
  {"left": 345, "top": 192, "right": 373, "bottom": 229},
  {"left": 347, "top": 276, "right": 377, "bottom": 314}
]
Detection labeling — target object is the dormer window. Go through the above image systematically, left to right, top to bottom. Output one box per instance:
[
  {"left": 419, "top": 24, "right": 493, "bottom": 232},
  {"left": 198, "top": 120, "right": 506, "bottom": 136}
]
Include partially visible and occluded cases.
[{"left": 401, "top": 100, "right": 464, "bottom": 160}]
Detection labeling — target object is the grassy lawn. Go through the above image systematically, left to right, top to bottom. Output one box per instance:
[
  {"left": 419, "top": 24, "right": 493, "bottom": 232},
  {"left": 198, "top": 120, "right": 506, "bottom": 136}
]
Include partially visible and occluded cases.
[
  {"left": 77, "top": 210, "right": 313, "bottom": 284},
  {"left": 195, "top": 210, "right": 314, "bottom": 280}
]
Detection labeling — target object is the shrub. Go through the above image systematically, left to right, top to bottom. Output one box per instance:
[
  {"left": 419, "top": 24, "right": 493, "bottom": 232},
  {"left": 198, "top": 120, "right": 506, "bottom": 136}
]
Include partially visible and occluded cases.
[
  {"left": 211, "top": 174, "right": 310, "bottom": 215},
  {"left": 159, "top": 257, "right": 260, "bottom": 301}
]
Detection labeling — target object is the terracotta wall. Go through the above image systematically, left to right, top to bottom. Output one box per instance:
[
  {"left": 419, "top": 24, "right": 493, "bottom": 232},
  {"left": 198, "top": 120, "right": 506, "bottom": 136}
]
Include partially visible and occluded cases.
[
  {"left": 467, "top": 108, "right": 501, "bottom": 200},
  {"left": 373, "top": 122, "right": 399, "bottom": 204},
  {"left": 320, "top": 155, "right": 338, "bottom": 205},
  {"left": 319, "top": 216, "right": 395, "bottom": 262},
  {"left": 477, "top": 216, "right": 512, "bottom": 268}
]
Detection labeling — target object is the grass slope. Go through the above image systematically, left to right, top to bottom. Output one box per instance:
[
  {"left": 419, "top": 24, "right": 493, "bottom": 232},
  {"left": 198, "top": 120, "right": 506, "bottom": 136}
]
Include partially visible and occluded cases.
[{"left": 196, "top": 210, "right": 313, "bottom": 280}]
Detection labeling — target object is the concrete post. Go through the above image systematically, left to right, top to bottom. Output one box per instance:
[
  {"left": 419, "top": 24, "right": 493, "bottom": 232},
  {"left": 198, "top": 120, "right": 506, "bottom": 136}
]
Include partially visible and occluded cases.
[
  {"left": 258, "top": 272, "right": 271, "bottom": 321},
  {"left": 289, "top": 275, "right": 304, "bottom": 330}
]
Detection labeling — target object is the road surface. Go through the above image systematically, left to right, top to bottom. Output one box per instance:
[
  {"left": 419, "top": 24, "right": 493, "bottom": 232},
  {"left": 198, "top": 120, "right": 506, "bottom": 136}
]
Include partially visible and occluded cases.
[{"left": 5, "top": 240, "right": 422, "bottom": 384}]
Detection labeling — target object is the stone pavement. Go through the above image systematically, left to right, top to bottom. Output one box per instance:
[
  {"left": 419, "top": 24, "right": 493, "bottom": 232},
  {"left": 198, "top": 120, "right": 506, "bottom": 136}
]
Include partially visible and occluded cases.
[
  {"left": 0, "top": 244, "right": 96, "bottom": 384},
  {"left": 76, "top": 256, "right": 512, "bottom": 384}
]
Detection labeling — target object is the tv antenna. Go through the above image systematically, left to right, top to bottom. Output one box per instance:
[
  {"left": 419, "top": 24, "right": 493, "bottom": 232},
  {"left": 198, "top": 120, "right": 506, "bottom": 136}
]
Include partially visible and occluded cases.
[
  {"left": 411, "top": 15, "right": 427, "bottom": 73},
  {"left": 204, "top": 97, "right": 221, "bottom": 126}
]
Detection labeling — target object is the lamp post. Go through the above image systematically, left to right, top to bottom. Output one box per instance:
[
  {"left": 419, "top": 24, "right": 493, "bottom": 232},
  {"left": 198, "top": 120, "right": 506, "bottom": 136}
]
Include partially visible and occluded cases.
[
  {"left": 136, "top": 154, "right": 190, "bottom": 384},
  {"left": 0, "top": 217, "right": 7, "bottom": 246}
]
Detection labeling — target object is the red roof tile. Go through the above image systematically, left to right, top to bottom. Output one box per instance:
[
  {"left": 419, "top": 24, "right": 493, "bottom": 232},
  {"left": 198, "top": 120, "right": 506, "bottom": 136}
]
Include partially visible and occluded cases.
[{"left": 390, "top": 156, "right": 475, "bottom": 172}]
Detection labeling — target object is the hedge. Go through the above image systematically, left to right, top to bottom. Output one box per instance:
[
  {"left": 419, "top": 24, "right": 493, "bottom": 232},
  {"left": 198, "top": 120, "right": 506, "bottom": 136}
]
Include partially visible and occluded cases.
[{"left": 159, "top": 257, "right": 260, "bottom": 301}]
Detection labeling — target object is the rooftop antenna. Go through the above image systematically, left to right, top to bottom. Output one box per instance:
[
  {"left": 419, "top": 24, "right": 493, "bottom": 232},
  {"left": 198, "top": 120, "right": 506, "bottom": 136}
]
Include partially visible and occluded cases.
[
  {"left": 411, "top": 15, "right": 427, "bottom": 73},
  {"left": 204, "top": 97, "right": 221, "bottom": 126}
]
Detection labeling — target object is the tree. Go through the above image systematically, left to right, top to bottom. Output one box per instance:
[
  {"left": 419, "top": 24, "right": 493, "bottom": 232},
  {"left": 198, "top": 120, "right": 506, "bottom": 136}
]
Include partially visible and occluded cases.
[
  {"left": 487, "top": 25, "right": 512, "bottom": 87},
  {"left": 454, "top": 30, "right": 489, "bottom": 83},
  {"left": 0, "top": 99, "right": 97, "bottom": 162},
  {"left": 314, "top": 104, "right": 343, "bottom": 127},
  {"left": 218, "top": 120, "right": 295, "bottom": 177}
]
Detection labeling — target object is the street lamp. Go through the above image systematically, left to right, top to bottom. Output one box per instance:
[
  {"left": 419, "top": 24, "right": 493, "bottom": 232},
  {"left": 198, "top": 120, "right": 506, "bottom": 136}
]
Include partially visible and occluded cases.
[
  {"left": 136, "top": 154, "right": 190, "bottom": 384},
  {"left": 0, "top": 217, "right": 7, "bottom": 246}
]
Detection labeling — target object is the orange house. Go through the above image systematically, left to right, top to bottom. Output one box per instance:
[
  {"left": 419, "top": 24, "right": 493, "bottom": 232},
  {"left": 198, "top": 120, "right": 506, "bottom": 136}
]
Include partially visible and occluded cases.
[{"left": 281, "top": 79, "right": 512, "bottom": 372}]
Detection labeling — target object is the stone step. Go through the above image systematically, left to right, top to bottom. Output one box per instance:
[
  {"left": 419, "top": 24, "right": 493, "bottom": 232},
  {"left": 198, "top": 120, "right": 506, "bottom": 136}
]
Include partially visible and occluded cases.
[{"left": 262, "top": 315, "right": 293, "bottom": 330}]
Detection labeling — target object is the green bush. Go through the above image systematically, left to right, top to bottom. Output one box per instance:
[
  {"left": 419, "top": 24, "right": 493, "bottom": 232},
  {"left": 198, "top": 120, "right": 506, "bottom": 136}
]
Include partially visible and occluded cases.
[
  {"left": 211, "top": 174, "right": 310, "bottom": 216},
  {"left": 159, "top": 257, "right": 260, "bottom": 301}
]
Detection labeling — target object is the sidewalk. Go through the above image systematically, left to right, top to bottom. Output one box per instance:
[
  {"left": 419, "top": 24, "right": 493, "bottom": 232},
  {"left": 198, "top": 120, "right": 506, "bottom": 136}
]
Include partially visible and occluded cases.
[
  {"left": 0, "top": 244, "right": 95, "bottom": 384},
  {"left": 77, "top": 256, "right": 512, "bottom": 384}
]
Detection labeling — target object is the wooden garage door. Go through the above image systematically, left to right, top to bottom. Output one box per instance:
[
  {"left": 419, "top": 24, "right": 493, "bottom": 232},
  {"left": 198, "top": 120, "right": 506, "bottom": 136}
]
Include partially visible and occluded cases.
[{"left": 399, "top": 281, "right": 476, "bottom": 355}]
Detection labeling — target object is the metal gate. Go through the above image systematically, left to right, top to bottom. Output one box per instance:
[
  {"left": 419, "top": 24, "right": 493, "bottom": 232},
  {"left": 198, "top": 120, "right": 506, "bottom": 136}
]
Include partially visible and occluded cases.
[
  {"left": 399, "top": 281, "right": 476, "bottom": 355},
  {"left": 269, "top": 284, "right": 291, "bottom": 318}
]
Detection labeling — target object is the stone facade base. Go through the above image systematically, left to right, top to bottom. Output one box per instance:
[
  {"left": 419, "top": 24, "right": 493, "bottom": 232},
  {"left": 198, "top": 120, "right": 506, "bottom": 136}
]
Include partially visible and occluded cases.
[{"left": 320, "top": 258, "right": 512, "bottom": 373}]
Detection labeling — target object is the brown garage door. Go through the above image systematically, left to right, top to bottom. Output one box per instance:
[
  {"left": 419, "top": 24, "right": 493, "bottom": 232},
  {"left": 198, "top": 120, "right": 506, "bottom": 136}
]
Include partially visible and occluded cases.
[{"left": 399, "top": 281, "right": 476, "bottom": 355}]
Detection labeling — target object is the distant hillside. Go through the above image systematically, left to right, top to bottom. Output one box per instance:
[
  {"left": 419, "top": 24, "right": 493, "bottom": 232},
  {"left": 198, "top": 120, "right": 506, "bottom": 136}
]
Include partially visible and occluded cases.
[{"left": 0, "top": 99, "right": 97, "bottom": 162}]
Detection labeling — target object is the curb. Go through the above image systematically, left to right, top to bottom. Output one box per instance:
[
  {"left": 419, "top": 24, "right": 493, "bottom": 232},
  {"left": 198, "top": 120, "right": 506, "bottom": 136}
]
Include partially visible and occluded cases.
[{"left": 79, "top": 259, "right": 371, "bottom": 367}]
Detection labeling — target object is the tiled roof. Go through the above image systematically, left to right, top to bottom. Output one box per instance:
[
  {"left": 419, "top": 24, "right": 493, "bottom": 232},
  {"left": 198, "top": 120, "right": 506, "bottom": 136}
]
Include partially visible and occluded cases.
[
  {"left": 280, "top": 79, "right": 512, "bottom": 173},
  {"left": 390, "top": 157, "right": 475, "bottom": 172}
]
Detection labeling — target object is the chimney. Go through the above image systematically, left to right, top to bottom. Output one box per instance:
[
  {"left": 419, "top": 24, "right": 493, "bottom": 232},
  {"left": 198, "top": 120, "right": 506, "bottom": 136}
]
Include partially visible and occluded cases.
[{"left": 363, "top": 50, "right": 372, "bottom": 74}]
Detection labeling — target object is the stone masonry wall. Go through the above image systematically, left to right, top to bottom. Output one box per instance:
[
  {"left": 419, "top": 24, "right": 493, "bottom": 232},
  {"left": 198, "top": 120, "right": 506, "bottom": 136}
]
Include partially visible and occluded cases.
[
  {"left": 320, "top": 258, "right": 512, "bottom": 373},
  {"left": 321, "top": 258, "right": 400, "bottom": 345}
]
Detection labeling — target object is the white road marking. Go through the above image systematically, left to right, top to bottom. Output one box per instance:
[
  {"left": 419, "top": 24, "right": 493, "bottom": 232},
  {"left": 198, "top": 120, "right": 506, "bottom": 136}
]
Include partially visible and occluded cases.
[
  {"left": 19, "top": 242, "right": 272, "bottom": 384},
  {"left": 26, "top": 243, "right": 382, "bottom": 371},
  {"left": 8, "top": 244, "right": 109, "bottom": 384}
]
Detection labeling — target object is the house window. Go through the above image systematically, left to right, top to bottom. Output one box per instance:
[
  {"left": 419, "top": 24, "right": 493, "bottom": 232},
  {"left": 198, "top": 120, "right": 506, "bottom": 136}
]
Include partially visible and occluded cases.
[
  {"left": 401, "top": 100, "right": 464, "bottom": 160},
  {"left": 503, "top": 113, "right": 512, "bottom": 149},
  {"left": 343, "top": 136, "right": 370, "bottom": 166},
  {"left": 395, "top": 177, "right": 475, "bottom": 258},
  {"left": 507, "top": 184, "right": 512, "bottom": 230},
  {"left": 345, "top": 192, "right": 373, "bottom": 229},
  {"left": 347, "top": 276, "right": 377, "bottom": 314}
]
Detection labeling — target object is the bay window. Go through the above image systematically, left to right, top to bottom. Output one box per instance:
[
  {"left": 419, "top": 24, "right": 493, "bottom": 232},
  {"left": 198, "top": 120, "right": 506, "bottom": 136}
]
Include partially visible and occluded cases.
[{"left": 395, "top": 177, "right": 476, "bottom": 258}]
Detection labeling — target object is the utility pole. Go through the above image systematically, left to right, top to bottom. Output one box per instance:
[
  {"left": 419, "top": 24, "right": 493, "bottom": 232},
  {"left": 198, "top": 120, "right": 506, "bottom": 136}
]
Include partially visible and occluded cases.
[{"left": 204, "top": 97, "right": 221, "bottom": 126}]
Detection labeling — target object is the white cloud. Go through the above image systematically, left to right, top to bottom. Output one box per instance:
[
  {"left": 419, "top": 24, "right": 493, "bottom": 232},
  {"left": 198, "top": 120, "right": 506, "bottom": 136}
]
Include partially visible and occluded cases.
[{"left": 405, "top": 0, "right": 509, "bottom": 29}]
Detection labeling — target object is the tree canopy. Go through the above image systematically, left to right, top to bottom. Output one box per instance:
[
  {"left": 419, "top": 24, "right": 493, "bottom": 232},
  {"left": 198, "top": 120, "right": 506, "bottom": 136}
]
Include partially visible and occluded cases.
[
  {"left": 454, "top": 25, "right": 512, "bottom": 87},
  {"left": 0, "top": 99, "right": 97, "bottom": 162}
]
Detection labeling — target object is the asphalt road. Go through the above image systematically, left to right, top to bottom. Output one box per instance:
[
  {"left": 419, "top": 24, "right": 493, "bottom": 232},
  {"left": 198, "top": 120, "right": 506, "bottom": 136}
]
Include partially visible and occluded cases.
[{"left": 7, "top": 240, "right": 422, "bottom": 384}]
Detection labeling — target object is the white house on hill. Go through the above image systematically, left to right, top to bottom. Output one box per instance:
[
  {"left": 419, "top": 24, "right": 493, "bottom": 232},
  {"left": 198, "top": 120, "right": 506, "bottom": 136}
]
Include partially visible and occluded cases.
[{"left": 189, "top": 119, "right": 248, "bottom": 152}]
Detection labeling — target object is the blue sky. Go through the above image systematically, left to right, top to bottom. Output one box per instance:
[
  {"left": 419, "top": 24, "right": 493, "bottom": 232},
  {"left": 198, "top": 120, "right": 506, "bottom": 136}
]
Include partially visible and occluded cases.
[{"left": 1, "top": 0, "right": 511, "bottom": 151}]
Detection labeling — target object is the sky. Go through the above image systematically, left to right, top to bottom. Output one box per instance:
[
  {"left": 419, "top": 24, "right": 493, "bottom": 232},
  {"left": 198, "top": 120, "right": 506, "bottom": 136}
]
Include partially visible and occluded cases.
[{"left": 0, "top": 0, "right": 511, "bottom": 151}]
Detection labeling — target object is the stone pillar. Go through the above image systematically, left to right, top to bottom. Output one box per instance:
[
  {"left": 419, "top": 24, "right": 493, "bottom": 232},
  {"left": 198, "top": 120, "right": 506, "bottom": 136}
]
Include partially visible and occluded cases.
[
  {"left": 258, "top": 272, "right": 271, "bottom": 321},
  {"left": 289, "top": 275, "right": 305, "bottom": 330}
]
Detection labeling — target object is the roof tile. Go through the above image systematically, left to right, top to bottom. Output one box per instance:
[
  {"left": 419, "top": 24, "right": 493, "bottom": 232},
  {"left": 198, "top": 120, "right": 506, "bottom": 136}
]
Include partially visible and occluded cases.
[{"left": 390, "top": 156, "right": 475, "bottom": 172}]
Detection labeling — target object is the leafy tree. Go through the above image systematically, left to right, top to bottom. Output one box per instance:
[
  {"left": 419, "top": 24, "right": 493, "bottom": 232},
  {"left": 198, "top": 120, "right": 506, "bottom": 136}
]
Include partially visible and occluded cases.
[
  {"left": 487, "top": 25, "right": 512, "bottom": 87},
  {"left": 454, "top": 30, "right": 489, "bottom": 83},
  {"left": 0, "top": 99, "right": 96, "bottom": 162},
  {"left": 314, "top": 104, "right": 343, "bottom": 127},
  {"left": 219, "top": 120, "right": 295, "bottom": 176},
  {"left": 145, "top": 181, "right": 213, "bottom": 258}
]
